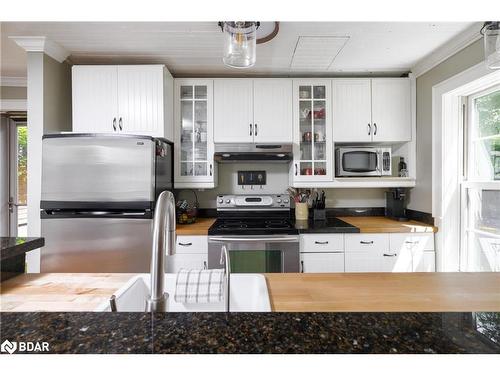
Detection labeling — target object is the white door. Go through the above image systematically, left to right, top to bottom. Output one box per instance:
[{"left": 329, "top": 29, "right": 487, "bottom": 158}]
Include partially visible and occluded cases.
[
  {"left": 117, "top": 65, "right": 164, "bottom": 136},
  {"left": 72, "top": 66, "right": 118, "bottom": 133},
  {"left": 371, "top": 78, "right": 411, "bottom": 142},
  {"left": 214, "top": 79, "right": 254, "bottom": 143},
  {"left": 253, "top": 79, "right": 292, "bottom": 143},
  {"left": 332, "top": 79, "right": 372, "bottom": 142},
  {"left": 292, "top": 80, "right": 333, "bottom": 183},
  {"left": 300, "top": 252, "right": 345, "bottom": 273}
]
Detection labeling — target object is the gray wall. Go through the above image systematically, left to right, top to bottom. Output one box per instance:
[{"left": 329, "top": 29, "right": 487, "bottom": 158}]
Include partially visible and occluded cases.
[
  {"left": 408, "top": 39, "right": 484, "bottom": 213},
  {"left": 43, "top": 54, "right": 72, "bottom": 129},
  {"left": 0, "top": 86, "right": 27, "bottom": 100},
  {"left": 183, "top": 163, "right": 386, "bottom": 209}
]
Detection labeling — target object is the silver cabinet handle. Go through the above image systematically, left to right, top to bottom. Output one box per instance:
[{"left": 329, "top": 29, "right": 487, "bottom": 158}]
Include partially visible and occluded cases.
[
  {"left": 112, "top": 117, "right": 117, "bottom": 131},
  {"left": 118, "top": 117, "right": 123, "bottom": 131},
  {"left": 249, "top": 123, "right": 253, "bottom": 136},
  {"left": 255, "top": 123, "right": 258, "bottom": 136},
  {"left": 368, "top": 123, "right": 371, "bottom": 135},
  {"left": 373, "top": 123, "right": 377, "bottom": 135},
  {"left": 295, "top": 163, "right": 298, "bottom": 176},
  {"left": 209, "top": 164, "right": 213, "bottom": 176},
  {"left": 209, "top": 236, "right": 299, "bottom": 243},
  {"left": 360, "top": 240, "right": 374, "bottom": 244},
  {"left": 314, "top": 241, "right": 329, "bottom": 244},
  {"left": 405, "top": 241, "right": 418, "bottom": 244},
  {"left": 178, "top": 242, "right": 192, "bottom": 246},
  {"left": 383, "top": 253, "right": 397, "bottom": 257},
  {"left": 300, "top": 260, "right": 304, "bottom": 273},
  {"left": 203, "top": 261, "right": 207, "bottom": 270}
]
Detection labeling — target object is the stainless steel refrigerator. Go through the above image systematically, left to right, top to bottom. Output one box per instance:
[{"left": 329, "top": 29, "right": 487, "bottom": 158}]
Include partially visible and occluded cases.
[{"left": 40, "top": 133, "right": 173, "bottom": 273}]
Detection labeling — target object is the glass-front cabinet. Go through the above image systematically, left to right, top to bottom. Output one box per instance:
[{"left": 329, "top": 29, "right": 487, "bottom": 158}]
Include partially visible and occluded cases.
[
  {"left": 174, "top": 79, "right": 216, "bottom": 188},
  {"left": 292, "top": 80, "right": 333, "bottom": 183}
]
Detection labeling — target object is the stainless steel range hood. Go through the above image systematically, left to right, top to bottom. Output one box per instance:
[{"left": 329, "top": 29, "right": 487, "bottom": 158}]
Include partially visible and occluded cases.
[{"left": 214, "top": 143, "right": 293, "bottom": 163}]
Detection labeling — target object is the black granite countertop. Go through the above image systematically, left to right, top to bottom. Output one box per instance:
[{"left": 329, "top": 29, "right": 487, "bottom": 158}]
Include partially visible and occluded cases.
[
  {"left": 295, "top": 218, "right": 360, "bottom": 234},
  {"left": 0, "top": 237, "right": 45, "bottom": 261},
  {"left": 1, "top": 312, "right": 498, "bottom": 354}
]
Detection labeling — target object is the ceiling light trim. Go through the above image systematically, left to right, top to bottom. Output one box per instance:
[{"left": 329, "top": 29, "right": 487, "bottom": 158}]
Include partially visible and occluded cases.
[
  {"left": 411, "top": 22, "right": 483, "bottom": 78},
  {"left": 9, "top": 36, "right": 70, "bottom": 63}
]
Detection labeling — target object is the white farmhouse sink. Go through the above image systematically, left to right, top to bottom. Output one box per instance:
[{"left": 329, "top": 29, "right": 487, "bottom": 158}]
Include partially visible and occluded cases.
[{"left": 96, "top": 273, "right": 271, "bottom": 312}]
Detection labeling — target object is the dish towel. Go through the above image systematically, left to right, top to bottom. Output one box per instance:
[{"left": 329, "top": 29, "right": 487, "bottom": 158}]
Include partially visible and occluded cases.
[{"left": 174, "top": 268, "right": 225, "bottom": 304}]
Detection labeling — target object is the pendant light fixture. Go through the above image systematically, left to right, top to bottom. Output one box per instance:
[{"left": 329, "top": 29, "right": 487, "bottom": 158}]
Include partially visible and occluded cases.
[
  {"left": 481, "top": 21, "right": 500, "bottom": 70},
  {"left": 218, "top": 22, "right": 280, "bottom": 69}
]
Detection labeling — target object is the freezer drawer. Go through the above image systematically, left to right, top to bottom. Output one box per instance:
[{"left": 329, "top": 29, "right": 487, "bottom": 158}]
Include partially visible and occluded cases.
[
  {"left": 42, "top": 134, "right": 155, "bottom": 203},
  {"left": 41, "top": 217, "right": 153, "bottom": 273}
]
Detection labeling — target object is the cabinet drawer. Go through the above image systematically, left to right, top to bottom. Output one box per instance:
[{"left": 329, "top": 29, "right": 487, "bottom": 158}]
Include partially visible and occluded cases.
[
  {"left": 390, "top": 233, "right": 434, "bottom": 252},
  {"left": 300, "top": 234, "right": 344, "bottom": 253},
  {"left": 345, "top": 234, "right": 389, "bottom": 253},
  {"left": 175, "top": 235, "right": 208, "bottom": 254},
  {"left": 413, "top": 251, "right": 436, "bottom": 272},
  {"left": 300, "top": 252, "right": 345, "bottom": 273},
  {"left": 166, "top": 253, "right": 207, "bottom": 273}
]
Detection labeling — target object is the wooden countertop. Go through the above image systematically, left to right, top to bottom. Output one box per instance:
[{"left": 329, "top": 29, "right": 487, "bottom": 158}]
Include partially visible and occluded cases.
[
  {"left": 337, "top": 216, "right": 437, "bottom": 233},
  {"left": 176, "top": 218, "right": 216, "bottom": 236},
  {"left": 2, "top": 272, "right": 499, "bottom": 312}
]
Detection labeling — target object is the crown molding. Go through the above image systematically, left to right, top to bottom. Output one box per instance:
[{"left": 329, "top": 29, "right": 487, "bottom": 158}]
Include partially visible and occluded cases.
[
  {"left": 411, "top": 22, "right": 483, "bottom": 78},
  {"left": 9, "top": 36, "right": 70, "bottom": 63},
  {"left": 0, "top": 76, "right": 27, "bottom": 87}
]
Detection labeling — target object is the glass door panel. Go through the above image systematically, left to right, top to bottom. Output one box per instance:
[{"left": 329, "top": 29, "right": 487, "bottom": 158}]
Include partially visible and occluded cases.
[
  {"left": 179, "top": 84, "right": 209, "bottom": 178},
  {"left": 297, "top": 84, "right": 328, "bottom": 178}
]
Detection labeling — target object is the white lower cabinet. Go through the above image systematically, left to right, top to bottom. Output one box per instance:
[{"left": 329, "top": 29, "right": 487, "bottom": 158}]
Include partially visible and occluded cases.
[
  {"left": 344, "top": 233, "right": 435, "bottom": 272},
  {"left": 167, "top": 235, "right": 208, "bottom": 273},
  {"left": 300, "top": 252, "right": 345, "bottom": 273},
  {"left": 166, "top": 254, "right": 207, "bottom": 273}
]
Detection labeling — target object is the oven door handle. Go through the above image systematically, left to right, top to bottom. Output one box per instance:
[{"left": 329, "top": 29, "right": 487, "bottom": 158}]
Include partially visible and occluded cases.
[{"left": 209, "top": 236, "right": 299, "bottom": 243}]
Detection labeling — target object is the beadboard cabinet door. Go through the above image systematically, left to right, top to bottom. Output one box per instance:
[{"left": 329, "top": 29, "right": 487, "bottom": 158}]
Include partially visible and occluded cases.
[
  {"left": 116, "top": 65, "right": 165, "bottom": 137},
  {"left": 72, "top": 66, "right": 118, "bottom": 133},
  {"left": 371, "top": 78, "right": 411, "bottom": 142},
  {"left": 214, "top": 79, "right": 254, "bottom": 143},
  {"left": 253, "top": 79, "right": 292, "bottom": 143},
  {"left": 332, "top": 79, "right": 372, "bottom": 142}
]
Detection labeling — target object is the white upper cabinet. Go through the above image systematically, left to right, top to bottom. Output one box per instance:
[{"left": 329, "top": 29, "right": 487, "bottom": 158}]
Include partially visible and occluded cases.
[
  {"left": 72, "top": 65, "right": 173, "bottom": 140},
  {"left": 72, "top": 66, "right": 118, "bottom": 134},
  {"left": 116, "top": 66, "right": 165, "bottom": 136},
  {"left": 214, "top": 78, "right": 293, "bottom": 143},
  {"left": 332, "top": 78, "right": 411, "bottom": 143},
  {"left": 371, "top": 78, "right": 411, "bottom": 142},
  {"left": 174, "top": 79, "right": 216, "bottom": 188},
  {"left": 214, "top": 79, "right": 254, "bottom": 143},
  {"left": 253, "top": 79, "right": 292, "bottom": 143},
  {"left": 291, "top": 79, "right": 333, "bottom": 183},
  {"left": 333, "top": 79, "right": 372, "bottom": 142}
]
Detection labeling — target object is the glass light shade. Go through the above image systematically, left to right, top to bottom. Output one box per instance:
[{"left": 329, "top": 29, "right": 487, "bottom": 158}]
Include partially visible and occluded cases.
[
  {"left": 222, "top": 22, "right": 257, "bottom": 68},
  {"left": 483, "top": 22, "right": 500, "bottom": 70}
]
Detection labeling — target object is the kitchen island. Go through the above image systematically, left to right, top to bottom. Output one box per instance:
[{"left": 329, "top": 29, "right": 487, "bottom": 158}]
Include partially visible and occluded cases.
[
  {"left": 1, "top": 272, "right": 499, "bottom": 312},
  {"left": 1, "top": 273, "right": 499, "bottom": 354}
]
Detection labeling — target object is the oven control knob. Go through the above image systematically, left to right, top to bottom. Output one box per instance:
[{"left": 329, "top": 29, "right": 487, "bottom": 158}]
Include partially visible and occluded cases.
[
  {"left": 276, "top": 198, "right": 282, "bottom": 203},
  {"left": 218, "top": 199, "right": 223, "bottom": 204},
  {"left": 226, "top": 199, "right": 231, "bottom": 204},
  {"left": 284, "top": 199, "right": 289, "bottom": 203}
]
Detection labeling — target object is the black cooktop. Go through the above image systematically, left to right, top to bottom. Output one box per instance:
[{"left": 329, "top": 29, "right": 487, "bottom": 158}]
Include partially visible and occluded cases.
[{"left": 208, "top": 218, "right": 299, "bottom": 236}]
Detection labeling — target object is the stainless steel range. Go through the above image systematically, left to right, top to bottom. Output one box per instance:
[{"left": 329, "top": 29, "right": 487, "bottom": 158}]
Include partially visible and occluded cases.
[{"left": 208, "top": 194, "right": 300, "bottom": 273}]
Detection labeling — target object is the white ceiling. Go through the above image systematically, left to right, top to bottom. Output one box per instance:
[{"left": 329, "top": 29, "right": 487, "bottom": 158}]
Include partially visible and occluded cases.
[{"left": 0, "top": 22, "right": 475, "bottom": 78}]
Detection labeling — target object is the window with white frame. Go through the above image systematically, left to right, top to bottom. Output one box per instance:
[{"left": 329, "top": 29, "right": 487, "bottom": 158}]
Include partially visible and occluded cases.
[{"left": 461, "top": 85, "right": 500, "bottom": 271}]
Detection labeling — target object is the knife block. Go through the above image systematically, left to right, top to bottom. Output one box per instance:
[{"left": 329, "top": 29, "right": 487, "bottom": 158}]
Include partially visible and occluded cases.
[{"left": 313, "top": 209, "right": 326, "bottom": 221}]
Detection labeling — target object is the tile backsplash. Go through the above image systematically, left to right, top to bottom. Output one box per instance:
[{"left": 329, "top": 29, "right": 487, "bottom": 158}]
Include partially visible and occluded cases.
[{"left": 177, "top": 163, "right": 387, "bottom": 209}]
